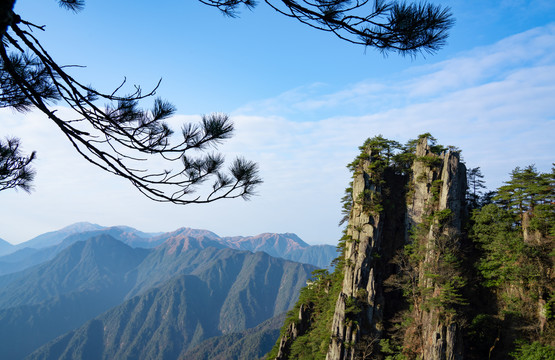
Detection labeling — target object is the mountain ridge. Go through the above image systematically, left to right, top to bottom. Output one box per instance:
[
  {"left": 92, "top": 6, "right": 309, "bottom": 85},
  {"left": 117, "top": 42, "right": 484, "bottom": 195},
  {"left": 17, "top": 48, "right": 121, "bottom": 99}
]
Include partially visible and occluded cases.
[
  {"left": 0, "top": 223, "right": 337, "bottom": 276},
  {"left": 0, "top": 234, "right": 318, "bottom": 359},
  {"left": 19, "top": 238, "right": 316, "bottom": 360}
]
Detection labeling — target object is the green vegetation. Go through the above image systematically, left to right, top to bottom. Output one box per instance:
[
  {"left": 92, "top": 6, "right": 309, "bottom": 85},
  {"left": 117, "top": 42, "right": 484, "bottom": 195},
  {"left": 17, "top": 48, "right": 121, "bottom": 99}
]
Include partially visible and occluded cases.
[
  {"left": 270, "top": 134, "right": 455, "bottom": 360},
  {"left": 343, "top": 134, "right": 439, "bottom": 220},
  {"left": 270, "top": 135, "right": 554, "bottom": 360},
  {"left": 416, "top": 155, "right": 443, "bottom": 168},
  {"left": 468, "top": 165, "right": 555, "bottom": 358},
  {"left": 467, "top": 166, "right": 487, "bottom": 209},
  {"left": 266, "top": 267, "right": 344, "bottom": 360},
  {"left": 510, "top": 341, "right": 555, "bottom": 360}
]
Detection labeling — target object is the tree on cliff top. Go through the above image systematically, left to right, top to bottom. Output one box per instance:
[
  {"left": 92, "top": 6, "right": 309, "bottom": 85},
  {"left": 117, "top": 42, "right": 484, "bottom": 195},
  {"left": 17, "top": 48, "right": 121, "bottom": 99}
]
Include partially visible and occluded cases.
[{"left": 0, "top": 0, "right": 453, "bottom": 201}]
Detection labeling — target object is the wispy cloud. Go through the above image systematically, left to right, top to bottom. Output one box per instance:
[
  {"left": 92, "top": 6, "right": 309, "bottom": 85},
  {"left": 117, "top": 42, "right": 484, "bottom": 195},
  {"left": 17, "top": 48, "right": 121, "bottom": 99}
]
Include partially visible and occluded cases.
[{"left": 236, "top": 24, "right": 555, "bottom": 119}]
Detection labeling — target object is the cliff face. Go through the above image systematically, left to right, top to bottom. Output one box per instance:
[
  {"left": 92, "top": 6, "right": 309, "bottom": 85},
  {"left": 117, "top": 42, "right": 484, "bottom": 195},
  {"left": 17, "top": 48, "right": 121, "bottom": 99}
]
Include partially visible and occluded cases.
[
  {"left": 270, "top": 135, "right": 469, "bottom": 360},
  {"left": 327, "top": 137, "right": 466, "bottom": 360},
  {"left": 406, "top": 139, "right": 466, "bottom": 360}
]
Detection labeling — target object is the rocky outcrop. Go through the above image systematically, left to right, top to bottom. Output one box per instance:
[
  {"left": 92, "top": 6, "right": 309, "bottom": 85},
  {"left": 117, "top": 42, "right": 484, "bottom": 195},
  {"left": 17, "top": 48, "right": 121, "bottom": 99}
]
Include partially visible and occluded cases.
[
  {"left": 269, "top": 135, "right": 469, "bottom": 360},
  {"left": 326, "top": 136, "right": 467, "bottom": 360},
  {"left": 408, "top": 138, "right": 466, "bottom": 360},
  {"left": 327, "top": 149, "right": 389, "bottom": 360},
  {"left": 274, "top": 303, "right": 314, "bottom": 360}
]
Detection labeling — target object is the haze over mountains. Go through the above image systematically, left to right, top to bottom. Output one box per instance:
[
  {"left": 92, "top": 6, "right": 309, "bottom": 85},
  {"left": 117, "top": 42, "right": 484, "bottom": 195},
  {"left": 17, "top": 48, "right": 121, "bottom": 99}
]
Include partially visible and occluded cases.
[
  {"left": 0, "top": 222, "right": 336, "bottom": 274},
  {"left": 0, "top": 223, "right": 337, "bottom": 359}
]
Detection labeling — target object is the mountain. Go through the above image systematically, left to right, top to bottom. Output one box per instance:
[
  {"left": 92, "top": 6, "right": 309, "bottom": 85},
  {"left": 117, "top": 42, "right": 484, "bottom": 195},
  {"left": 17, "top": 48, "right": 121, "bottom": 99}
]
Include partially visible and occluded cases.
[
  {"left": 270, "top": 135, "right": 470, "bottom": 360},
  {"left": 268, "top": 136, "right": 555, "bottom": 360},
  {"left": 15, "top": 222, "right": 104, "bottom": 249},
  {"left": 0, "top": 223, "right": 335, "bottom": 359},
  {"left": 5, "top": 223, "right": 336, "bottom": 274},
  {"left": 0, "top": 225, "right": 160, "bottom": 276},
  {"left": 89, "top": 225, "right": 162, "bottom": 248},
  {"left": 146, "top": 229, "right": 337, "bottom": 269},
  {"left": 224, "top": 232, "right": 310, "bottom": 253},
  {"left": 0, "top": 233, "right": 316, "bottom": 359},
  {"left": 223, "top": 233, "right": 337, "bottom": 269},
  {"left": 0, "top": 234, "right": 148, "bottom": 310},
  {"left": 0, "top": 235, "right": 149, "bottom": 359},
  {"left": 0, "top": 238, "right": 15, "bottom": 256},
  {"left": 127, "top": 243, "right": 315, "bottom": 321},
  {"left": 285, "top": 244, "right": 338, "bottom": 269},
  {"left": 0, "top": 246, "right": 56, "bottom": 277},
  {"left": 25, "top": 247, "right": 315, "bottom": 360},
  {"left": 27, "top": 275, "right": 217, "bottom": 360},
  {"left": 0, "top": 288, "right": 134, "bottom": 360},
  {"left": 183, "top": 313, "right": 286, "bottom": 360}
]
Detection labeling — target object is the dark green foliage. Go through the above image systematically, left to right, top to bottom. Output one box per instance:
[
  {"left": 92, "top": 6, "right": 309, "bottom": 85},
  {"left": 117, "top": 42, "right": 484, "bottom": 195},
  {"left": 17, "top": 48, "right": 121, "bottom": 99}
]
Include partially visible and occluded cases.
[
  {"left": 204, "top": 1, "right": 454, "bottom": 56},
  {"left": 341, "top": 133, "right": 449, "bottom": 224},
  {"left": 274, "top": 134, "right": 457, "bottom": 360},
  {"left": 342, "top": 134, "right": 421, "bottom": 219},
  {"left": 366, "top": 134, "right": 468, "bottom": 357},
  {"left": 347, "top": 135, "right": 400, "bottom": 180},
  {"left": 0, "top": 137, "right": 35, "bottom": 192},
  {"left": 392, "top": 152, "right": 416, "bottom": 176},
  {"left": 416, "top": 155, "right": 443, "bottom": 168},
  {"left": 468, "top": 165, "right": 554, "bottom": 359},
  {"left": 494, "top": 165, "right": 554, "bottom": 221},
  {"left": 472, "top": 166, "right": 554, "bottom": 291},
  {"left": 467, "top": 167, "right": 487, "bottom": 209},
  {"left": 339, "top": 183, "right": 353, "bottom": 226},
  {"left": 358, "top": 189, "right": 384, "bottom": 215},
  {"left": 472, "top": 204, "right": 529, "bottom": 288},
  {"left": 398, "top": 229, "right": 467, "bottom": 321},
  {"left": 267, "top": 267, "right": 344, "bottom": 360},
  {"left": 466, "top": 314, "right": 503, "bottom": 356},
  {"left": 379, "top": 339, "right": 407, "bottom": 360},
  {"left": 510, "top": 341, "right": 555, "bottom": 360}
]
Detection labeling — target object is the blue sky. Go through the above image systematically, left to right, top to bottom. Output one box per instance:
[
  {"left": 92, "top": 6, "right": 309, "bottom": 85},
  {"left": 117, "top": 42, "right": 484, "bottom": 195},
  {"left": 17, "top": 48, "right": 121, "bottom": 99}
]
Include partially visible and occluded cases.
[{"left": 1, "top": 0, "right": 554, "bottom": 245}]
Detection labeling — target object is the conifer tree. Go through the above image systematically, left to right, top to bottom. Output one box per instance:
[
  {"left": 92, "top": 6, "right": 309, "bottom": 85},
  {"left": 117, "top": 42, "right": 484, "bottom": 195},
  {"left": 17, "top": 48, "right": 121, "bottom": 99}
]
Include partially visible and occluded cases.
[
  {"left": 0, "top": 137, "right": 35, "bottom": 192},
  {"left": 471, "top": 165, "right": 554, "bottom": 357},
  {"left": 467, "top": 166, "right": 486, "bottom": 209}
]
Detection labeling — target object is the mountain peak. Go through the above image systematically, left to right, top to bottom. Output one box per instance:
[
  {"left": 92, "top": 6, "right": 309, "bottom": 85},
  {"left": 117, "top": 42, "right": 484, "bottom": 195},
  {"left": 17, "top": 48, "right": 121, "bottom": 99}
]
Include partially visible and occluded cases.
[
  {"left": 17, "top": 222, "right": 105, "bottom": 249},
  {"left": 62, "top": 222, "right": 104, "bottom": 231},
  {"left": 171, "top": 227, "right": 221, "bottom": 239},
  {"left": 0, "top": 238, "right": 15, "bottom": 256}
]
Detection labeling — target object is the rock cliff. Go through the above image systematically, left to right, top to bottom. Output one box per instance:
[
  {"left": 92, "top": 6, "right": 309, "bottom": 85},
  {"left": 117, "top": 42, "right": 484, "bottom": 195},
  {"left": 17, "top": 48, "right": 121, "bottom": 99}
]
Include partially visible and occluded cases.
[{"left": 270, "top": 135, "right": 469, "bottom": 360}]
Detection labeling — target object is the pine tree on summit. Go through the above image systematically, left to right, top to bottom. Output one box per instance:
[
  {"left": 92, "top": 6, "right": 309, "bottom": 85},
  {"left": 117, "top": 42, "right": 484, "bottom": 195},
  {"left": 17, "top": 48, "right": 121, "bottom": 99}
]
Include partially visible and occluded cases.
[{"left": 0, "top": 0, "right": 453, "bottom": 202}]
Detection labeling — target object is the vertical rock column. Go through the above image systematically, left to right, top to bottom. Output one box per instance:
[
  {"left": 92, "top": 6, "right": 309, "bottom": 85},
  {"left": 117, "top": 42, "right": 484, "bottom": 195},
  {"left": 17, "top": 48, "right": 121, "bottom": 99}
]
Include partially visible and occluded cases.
[
  {"left": 322, "top": 136, "right": 468, "bottom": 360},
  {"left": 407, "top": 138, "right": 466, "bottom": 360},
  {"left": 326, "top": 149, "right": 384, "bottom": 360}
]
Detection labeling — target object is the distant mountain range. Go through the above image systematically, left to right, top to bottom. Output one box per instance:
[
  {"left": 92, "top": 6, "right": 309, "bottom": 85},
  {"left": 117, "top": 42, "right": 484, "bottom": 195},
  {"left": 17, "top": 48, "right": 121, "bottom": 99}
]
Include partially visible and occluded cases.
[
  {"left": 0, "top": 222, "right": 337, "bottom": 275},
  {"left": 0, "top": 223, "right": 337, "bottom": 359},
  {"left": 0, "top": 238, "right": 14, "bottom": 256}
]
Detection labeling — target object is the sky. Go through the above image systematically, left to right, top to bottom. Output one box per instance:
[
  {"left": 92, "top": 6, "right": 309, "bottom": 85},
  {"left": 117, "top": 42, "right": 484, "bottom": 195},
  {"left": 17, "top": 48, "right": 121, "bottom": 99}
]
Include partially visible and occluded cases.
[{"left": 1, "top": 0, "right": 554, "bottom": 245}]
